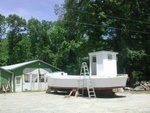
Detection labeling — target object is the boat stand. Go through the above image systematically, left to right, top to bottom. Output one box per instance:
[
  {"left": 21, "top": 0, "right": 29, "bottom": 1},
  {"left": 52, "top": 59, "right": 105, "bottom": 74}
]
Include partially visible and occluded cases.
[{"left": 69, "top": 89, "right": 78, "bottom": 97}]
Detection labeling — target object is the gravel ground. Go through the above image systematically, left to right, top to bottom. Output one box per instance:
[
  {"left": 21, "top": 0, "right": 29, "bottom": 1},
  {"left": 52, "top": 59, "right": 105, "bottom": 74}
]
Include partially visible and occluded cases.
[{"left": 0, "top": 91, "right": 150, "bottom": 113}]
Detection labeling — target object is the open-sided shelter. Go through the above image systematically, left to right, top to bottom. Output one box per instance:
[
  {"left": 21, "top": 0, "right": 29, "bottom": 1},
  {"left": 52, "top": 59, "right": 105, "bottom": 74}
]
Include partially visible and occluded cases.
[
  {"left": 0, "top": 60, "right": 60, "bottom": 92},
  {"left": 0, "top": 67, "right": 12, "bottom": 92}
]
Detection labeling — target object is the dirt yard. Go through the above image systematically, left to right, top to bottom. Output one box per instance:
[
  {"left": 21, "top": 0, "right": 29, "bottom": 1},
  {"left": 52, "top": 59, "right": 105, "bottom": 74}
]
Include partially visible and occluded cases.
[{"left": 0, "top": 91, "right": 150, "bottom": 113}]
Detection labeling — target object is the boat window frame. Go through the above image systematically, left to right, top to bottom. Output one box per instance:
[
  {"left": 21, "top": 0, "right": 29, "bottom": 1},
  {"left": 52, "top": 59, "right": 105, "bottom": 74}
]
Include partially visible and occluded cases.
[
  {"left": 107, "top": 54, "right": 112, "bottom": 60},
  {"left": 92, "top": 55, "right": 96, "bottom": 63}
]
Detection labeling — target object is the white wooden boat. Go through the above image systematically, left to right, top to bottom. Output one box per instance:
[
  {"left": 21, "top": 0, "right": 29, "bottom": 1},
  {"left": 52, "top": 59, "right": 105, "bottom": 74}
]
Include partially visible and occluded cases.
[
  {"left": 47, "top": 51, "right": 128, "bottom": 92},
  {"left": 47, "top": 74, "right": 128, "bottom": 91}
]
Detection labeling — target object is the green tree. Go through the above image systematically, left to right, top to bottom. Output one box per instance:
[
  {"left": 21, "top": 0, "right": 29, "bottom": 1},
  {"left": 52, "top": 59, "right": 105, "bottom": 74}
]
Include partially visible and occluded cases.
[
  {"left": 56, "top": 0, "right": 150, "bottom": 83},
  {"left": 108, "top": 0, "right": 150, "bottom": 84},
  {"left": 0, "top": 14, "right": 6, "bottom": 41},
  {"left": 6, "top": 14, "right": 27, "bottom": 64},
  {"left": 27, "top": 18, "right": 41, "bottom": 59},
  {"left": 27, "top": 18, "right": 54, "bottom": 62},
  {"left": 49, "top": 19, "right": 81, "bottom": 74},
  {"left": 38, "top": 20, "right": 53, "bottom": 62},
  {"left": 12, "top": 35, "right": 32, "bottom": 62},
  {"left": 0, "top": 38, "right": 9, "bottom": 66}
]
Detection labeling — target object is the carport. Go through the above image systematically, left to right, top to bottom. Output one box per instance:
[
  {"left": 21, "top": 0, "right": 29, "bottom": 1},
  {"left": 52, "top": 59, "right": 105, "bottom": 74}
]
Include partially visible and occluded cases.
[{"left": 0, "top": 67, "right": 12, "bottom": 92}]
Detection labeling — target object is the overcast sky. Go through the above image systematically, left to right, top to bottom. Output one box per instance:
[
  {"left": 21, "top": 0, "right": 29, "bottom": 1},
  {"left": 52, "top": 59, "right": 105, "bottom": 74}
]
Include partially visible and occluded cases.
[{"left": 0, "top": 0, "right": 64, "bottom": 21}]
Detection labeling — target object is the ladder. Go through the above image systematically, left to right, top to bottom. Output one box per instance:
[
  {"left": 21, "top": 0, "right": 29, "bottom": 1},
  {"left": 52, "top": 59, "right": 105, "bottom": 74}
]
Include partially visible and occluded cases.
[
  {"left": 77, "top": 62, "right": 96, "bottom": 98},
  {"left": 87, "top": 78, "right": 96, "bottom": 98}
]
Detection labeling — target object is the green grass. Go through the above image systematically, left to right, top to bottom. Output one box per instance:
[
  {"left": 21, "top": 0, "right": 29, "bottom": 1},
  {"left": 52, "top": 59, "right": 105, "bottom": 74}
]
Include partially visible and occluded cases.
[{"left": 130, "top": 91, "right": 150, "bottom": 94}]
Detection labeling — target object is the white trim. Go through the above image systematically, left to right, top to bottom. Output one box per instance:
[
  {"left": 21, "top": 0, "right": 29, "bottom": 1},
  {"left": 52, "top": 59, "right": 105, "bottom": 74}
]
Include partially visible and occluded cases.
[
  {"left": 89, "top": 51, "right": 118, "bottom": 56},
  {"left": 0, "top": 70, "right": 1, "bottom": 88},
  {"left": 11, "top": 74, "right": 14, "bottom": 92}
]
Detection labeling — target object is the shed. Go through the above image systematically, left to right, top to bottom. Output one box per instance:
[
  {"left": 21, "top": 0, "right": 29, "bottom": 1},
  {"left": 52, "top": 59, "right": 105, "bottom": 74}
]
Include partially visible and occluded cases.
[
  {"left": 1, "top": 60, "right": 61, "bottom": 92},
  {"left": 0, "top": 67, "right": 12, "bottom": 92}
]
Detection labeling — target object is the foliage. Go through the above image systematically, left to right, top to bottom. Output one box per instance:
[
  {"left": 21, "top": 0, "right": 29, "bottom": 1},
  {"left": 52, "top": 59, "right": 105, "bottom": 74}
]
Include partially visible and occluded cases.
[
  {"left": 0, "top": 0, "right": 149, "bottom": 85},
  {"left": 56, "top": 0, "right": 150, "bottom": 83},
  {"left": 0, "top": 14, "right": 6, "bottom": 41},
  {"left": 6, "top": 14, "right": 27, "bottom": 64},
  {"left": 0, "top": 38, "right": 9, "bottom": 66},
  {"left": 132, "top": 71, "right": 142, "bottom": 79}
]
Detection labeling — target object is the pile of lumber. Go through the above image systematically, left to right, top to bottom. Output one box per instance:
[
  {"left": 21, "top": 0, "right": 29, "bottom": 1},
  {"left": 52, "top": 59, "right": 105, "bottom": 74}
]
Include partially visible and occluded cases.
[
  {"left": 133, "top": 82, "right": 150, "bottom": 91},
  {"left": 0, "top": 84, "right": 11, "bottom": 93}
]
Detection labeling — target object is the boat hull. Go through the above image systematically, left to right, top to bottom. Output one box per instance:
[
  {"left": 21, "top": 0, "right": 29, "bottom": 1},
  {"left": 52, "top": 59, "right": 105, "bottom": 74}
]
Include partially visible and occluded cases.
[{"left": 47, "top": 75, "right": 128, "bottom": 91}]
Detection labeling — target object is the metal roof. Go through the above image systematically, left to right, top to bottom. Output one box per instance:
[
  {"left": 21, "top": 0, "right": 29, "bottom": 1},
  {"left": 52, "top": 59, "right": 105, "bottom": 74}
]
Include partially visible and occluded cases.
[
  {"left": 1, "top": 60, "right": 38, "bottom": 70},
  {"left": 1, "top": 60, "right": 61, "bottom": 71},
  {"left": 0, "top": 67, "right": 12, "bottom": 74}
]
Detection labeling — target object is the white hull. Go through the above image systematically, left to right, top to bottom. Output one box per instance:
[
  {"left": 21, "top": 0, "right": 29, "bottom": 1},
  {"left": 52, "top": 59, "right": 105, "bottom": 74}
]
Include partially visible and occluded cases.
[{"left": 48, "top": 75, "right": 128, "bottom": 91}]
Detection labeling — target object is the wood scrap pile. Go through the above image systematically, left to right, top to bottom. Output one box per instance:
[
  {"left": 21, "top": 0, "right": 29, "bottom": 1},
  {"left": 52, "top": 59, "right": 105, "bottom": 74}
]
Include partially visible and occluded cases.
[
  {"left": 132, "top": 82, "right": 150, "bottom": 91},
  {"left": 0, "top": 84, "right": 11, "bottom": 93}
]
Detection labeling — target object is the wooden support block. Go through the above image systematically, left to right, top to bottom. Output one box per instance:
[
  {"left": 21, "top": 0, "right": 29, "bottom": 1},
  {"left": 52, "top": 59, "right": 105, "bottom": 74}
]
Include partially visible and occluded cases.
[{"left": 69, "top": 89, "right": 77, "bottom": 96}]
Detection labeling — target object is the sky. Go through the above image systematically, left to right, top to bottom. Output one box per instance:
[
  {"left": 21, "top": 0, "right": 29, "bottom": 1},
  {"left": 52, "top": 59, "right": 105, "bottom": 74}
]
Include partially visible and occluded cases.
[{"left": 0, "top": 0, "right": 64, "bottom": 21}]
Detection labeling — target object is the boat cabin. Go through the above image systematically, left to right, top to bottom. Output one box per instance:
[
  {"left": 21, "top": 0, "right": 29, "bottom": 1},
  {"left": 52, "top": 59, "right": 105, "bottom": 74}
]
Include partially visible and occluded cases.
[{"left": 89, "top": 51, "right": 118, "bottom": 77}]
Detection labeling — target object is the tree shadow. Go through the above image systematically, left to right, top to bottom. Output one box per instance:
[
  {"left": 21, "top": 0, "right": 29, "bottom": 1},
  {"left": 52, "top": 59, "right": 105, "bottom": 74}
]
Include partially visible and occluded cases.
[
  {"left": 46, "top": 91, "right": 126, "bottom": 99},
  {"left": 46, "top": 91, "right": 69, "bottom": 96},
  {"left": 96, "top": 94, "right": 126, "bottom": 99}
]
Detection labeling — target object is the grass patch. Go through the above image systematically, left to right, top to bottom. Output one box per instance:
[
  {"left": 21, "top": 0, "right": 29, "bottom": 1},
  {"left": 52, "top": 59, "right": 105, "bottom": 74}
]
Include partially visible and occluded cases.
[{"left": 130, "top": 91, "right": 150, "bottom": 94}]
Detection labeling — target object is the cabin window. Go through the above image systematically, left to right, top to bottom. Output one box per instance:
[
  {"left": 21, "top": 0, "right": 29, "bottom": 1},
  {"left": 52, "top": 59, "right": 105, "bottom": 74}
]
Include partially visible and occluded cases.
[
  {"left": 108, "top": 54, "right": 112, "bottom": 60},
  {"left": 93, "top": 56, "right": 96, "bottom": 62},
  {"left": 24, "top": 74, "right": 30, "bottom": 82},
  {"left": 39, "top": 74, "right": 45, "bottom": 82}
]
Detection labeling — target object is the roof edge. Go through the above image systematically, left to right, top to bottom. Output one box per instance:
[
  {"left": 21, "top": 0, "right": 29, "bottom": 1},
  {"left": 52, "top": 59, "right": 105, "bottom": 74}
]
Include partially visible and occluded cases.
[
  {"left": 88, "top": 50, "right": 118, "bottom": 56},
  {"left": 1, "top": 60, "right": 61, "bottom": 71},
  {"left": 38, "top": 60, "right": 61, "bottom": 71},
  {"left": 0, "top": 67, "right": 13, "bottom": 74}
]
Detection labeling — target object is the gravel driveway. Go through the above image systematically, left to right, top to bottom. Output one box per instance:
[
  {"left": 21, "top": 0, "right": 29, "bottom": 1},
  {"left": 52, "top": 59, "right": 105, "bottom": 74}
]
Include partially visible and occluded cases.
[{"left": 0, "top": 91, "right": 150, "bottom": 113}]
